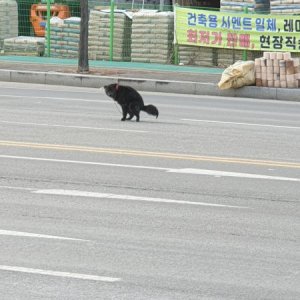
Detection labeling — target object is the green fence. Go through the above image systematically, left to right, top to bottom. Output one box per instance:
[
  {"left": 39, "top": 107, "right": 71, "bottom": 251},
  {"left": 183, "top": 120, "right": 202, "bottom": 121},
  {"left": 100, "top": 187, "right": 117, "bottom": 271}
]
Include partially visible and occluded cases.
[{"left": 0, "top": 0, "right": 299, "bottom": 68}]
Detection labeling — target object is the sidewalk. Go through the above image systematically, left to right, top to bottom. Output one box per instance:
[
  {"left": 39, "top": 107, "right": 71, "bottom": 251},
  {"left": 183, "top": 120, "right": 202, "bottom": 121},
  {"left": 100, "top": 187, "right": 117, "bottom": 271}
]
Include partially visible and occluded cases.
[{"left": 0, "top": 56, "right": 300, "bottom": 102}]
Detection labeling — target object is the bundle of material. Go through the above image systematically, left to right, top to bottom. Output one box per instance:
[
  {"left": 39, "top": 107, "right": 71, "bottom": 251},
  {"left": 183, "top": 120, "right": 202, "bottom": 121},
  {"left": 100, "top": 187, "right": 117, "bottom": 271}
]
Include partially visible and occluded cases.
[
  {"left": 0, "top": 0, "right": 18, "bottom": 49},
  {"left": 220, "top": 0, "right": 269, "bottom": 13},
  {"left": 270, "top": 0, "right": 300, "bottom": 14},
  {"left": 88, "top": 10, "right": 132, "bottom": 61},
  {"left": 131, "top": 11, "right": 174, "bottom": 64},
  {"left": 45, "top": 17, "right": 80, "bottom": 59},
  {"left": 3, "top": 36, "right": 44, "bottom": 56},
  {"left": 178, "top": 46, "right": 216, "bottom": 67},
  {"left": 255, "top": 52, "right": 300, "bottom": 88},
  {"left": 218, "top": 60, "right": 255, "bottom": 89}
]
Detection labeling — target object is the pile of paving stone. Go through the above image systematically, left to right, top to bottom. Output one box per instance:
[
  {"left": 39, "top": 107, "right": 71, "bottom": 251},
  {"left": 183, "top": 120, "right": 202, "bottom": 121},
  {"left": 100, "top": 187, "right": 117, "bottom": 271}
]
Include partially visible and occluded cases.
[
  {"left": 0, "top": 0, "right": 18, "bottom": 50},
  {"left": 220, "top": 0, "right": 270, "bottom": 13},
  {"left": 270, "top": 0, "right": 300, "bottom": 14},
  {"left": 88, "top": 9, "right": 132, "bottom": 61},
  {"left": 131, "top": 11, "right": 174, "bottom": 64},
  {"left": 45, "top": 17, "right": 80, "bottom": 59},
  {"left": 3, "top": 36, "right": 44, "bottom": 56},
  {"left": 178, "top": 46, "right": 216, "bottom": 67},
  {"left": 178, "top": 46, "right": 263, "bottom": 68},
  {"left": 255, "top": 52, "right": 300, "bottom": 88}
]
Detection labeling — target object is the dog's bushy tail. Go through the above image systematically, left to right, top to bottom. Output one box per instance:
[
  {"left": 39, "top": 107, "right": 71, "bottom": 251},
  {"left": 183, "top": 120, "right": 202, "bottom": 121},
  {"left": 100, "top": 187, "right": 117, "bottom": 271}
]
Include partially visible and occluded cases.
[{"left": 141, "top": 105, "right": 159, "bottom": 118}]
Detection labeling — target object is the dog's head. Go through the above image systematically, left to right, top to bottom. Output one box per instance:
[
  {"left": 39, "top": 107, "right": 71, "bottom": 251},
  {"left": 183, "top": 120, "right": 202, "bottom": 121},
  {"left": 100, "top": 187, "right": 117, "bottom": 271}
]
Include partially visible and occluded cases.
[{"left": 104, "top": 83, "right": 119, "bottom": 99}]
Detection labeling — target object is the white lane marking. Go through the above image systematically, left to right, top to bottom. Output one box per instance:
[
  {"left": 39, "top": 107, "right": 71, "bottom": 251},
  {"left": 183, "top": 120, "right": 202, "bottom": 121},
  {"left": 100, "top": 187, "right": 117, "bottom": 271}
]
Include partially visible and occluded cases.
[
  {"left": 0, "top": 94, "right": 106, "bottom": 103},
  {"left": 182, "top": 118, "right": 300, "bottom": 130},
  {"left": 0, "top": 121, "right": 148, "bottom": 133},
  {"left": 0, "top": 155, "right": 168, "bottom": 171},
  {"left": 1, "top": 155, "right": 299, "bottom": 183},
  {"left": 168, "top": 168, "right": 300, "bottom": 182},
  {"left": 0, "top": 185, "right": 246, "bottom": 208},
  {"left": 0, "top": 185, "right": 34, "bottom": 191},
  {"left": 33, "top": 189, "right": 247, "bottom": 209},
  {"left": 0, "top": 230, "right": 88, "bottom": 241},
  {"left": 0, "top": 265, "right": 121, "bottom": 282}
]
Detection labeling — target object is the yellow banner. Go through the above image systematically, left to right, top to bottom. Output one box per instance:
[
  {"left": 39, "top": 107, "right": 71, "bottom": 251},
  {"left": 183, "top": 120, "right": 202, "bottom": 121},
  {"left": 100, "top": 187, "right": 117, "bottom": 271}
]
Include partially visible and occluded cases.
[{"left": 175, "top": 6, "right": 300, "bottom": 52}]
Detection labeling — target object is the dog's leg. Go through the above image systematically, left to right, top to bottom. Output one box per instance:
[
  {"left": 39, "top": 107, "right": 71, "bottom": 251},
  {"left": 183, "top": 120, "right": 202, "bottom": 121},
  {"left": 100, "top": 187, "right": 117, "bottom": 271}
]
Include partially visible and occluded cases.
[
  {"left": 126, "top": 103, "right": 135, "bottom": 120},
  {"left": 129, "top": 103, "right": 140, "bottom": 122},
  {"left": 121, "top": 105, "right": 128, "bottom": 121},
  {"left": 136, "top": 112, "right": 140, "bottom": 122}
]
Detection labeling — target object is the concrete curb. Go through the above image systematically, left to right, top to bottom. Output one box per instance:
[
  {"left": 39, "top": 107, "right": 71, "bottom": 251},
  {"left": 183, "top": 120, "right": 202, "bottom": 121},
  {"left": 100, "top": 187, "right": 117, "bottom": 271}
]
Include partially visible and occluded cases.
[{"left": 0, "top": 69, "right": 299, "bottom": 102}]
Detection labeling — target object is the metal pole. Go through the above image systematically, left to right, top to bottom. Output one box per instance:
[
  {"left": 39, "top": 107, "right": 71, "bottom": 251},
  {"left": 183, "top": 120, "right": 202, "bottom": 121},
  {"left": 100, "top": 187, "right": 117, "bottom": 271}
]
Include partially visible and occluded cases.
[
  {"left": 46, "top": 0, "right": 51, "bottom": 57},
  {"left": 109, "top": 0, "right": 115, "bottom": 61},
  {"left": 160, "top": 0, "right": 164, "bottom": 11},
  {"left": 173, "top": 3, "right": 179, "bottom": 65},
  {"left": 242, "top": 5, "right": 248, "bottom": 61},
  {"left": 174, "top": 44, "right": 179, "bottom": 65}
]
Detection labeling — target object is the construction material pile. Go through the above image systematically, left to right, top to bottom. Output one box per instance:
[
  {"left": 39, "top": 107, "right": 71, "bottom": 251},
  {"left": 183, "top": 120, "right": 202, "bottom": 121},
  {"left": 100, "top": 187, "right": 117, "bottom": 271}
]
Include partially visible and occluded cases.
[
  {"left": 0, "top": 0, "right": 18, "bottom": 49},
  {"left": 220, "top": 0, "right": 269, "bottom": 13},
  {"left": 270, "top": 0, "right": 300, "bottom": 14},
  {"left": 88, "top": 10, "right": 132, "bottom": 61},
  {"left": 131, "top": 11, "right": 174, "bottom": 64},
  {"left": 45, "top": 17, "right": 80, "bottom": 58},
  {"left": 3, "top": 36, "right": 44, "bottom": 56},
  {"left": 178, "top": 46, "right": 216, "bottom": 67},
  {"left": 178, "top": 47, "right": 261, "bottom": 68},
  {"left": 217, "top": 49, "right": 245, "bottom": 67},
  {"left": 255, "top": 52, "right": 300, "bottom": 88}
]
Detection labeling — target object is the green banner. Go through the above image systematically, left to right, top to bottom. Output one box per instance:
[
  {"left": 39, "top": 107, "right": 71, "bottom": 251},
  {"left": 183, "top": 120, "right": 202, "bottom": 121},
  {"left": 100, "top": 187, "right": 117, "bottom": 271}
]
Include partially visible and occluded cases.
[{"left": 175, "top": 6, "right": 300, "bottom": 52}]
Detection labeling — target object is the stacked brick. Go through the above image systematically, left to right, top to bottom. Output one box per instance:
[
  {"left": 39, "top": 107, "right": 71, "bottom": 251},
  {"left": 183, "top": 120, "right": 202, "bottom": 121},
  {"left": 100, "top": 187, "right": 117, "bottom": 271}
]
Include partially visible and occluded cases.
[
  {"left": 0, "top": 0, "right": 18, "bottom": 50},
  {"left": 220, "top": 0, "right": 269, "bottom": 13},
  {"left": 270, "top": 0, "right": 300, "bottom": 14},
  {"left": 88, "top": 10, "right": 132, "bottom": 61},
  {"left": 131, "top": 11, "right": 174, "bottom": 64},
  {"left": 46, "top": 17, "right": 80, "bottom": 59},
  {"left": 255, "top": 52, "right": 300, "bottom": 88}
]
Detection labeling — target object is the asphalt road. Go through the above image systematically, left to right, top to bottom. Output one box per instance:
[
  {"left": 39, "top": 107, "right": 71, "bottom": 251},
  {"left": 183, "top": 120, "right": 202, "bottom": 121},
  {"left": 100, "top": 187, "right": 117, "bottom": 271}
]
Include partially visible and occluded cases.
[{"left": 0, "top": 82, "right": 299, "bottom": 300}]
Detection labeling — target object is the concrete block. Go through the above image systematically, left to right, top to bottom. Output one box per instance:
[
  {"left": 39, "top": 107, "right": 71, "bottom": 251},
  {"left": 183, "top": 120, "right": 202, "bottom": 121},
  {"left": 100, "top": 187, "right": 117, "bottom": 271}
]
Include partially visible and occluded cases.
[
  {"left": 0, "top": 69, "right": 11, "bottom": 81},
  {"left": 11, "top": 71, "right": 46, "bottom": 84},
  {"left": 45, "top": 72, "right": 83, "bottom": 87},
  {"left": 81, "top": 75, "right": 102, "bottom": 88},
  {"left": 98, "top": 76, "right": 118, "bottom": 88},
  {"left": 118, "top": 78, "right": 156, "bottom": 92},
  {"left": 155, "top": 80, "right": 196, "bottom": 95},
  {"left": 195, "top": 83, "right": 235, "bottom": 97},
  {"left": 195, "top": 83, "right": 214, "bottom": 96},
  {"left": 236, "top": 86, "right": 277, "bottom": 100},
  {"left": 217, "top": 88, "right": 236, "bottom": 98},
  {"left": 276, "top": 88, "right": 300, "bottom": 101}
]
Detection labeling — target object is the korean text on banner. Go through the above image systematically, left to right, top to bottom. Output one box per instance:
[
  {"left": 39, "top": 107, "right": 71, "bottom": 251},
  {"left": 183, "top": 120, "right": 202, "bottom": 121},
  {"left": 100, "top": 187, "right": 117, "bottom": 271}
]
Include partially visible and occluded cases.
[{"left": 175, "top": 6, "right": 300, "bottom": 52}]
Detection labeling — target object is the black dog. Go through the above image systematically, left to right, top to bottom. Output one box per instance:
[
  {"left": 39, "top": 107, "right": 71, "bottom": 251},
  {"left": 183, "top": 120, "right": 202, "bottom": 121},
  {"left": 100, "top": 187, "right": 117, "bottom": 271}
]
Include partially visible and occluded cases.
[{"left": 104, "top": 83, "right": 159, "bottom": 122}]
